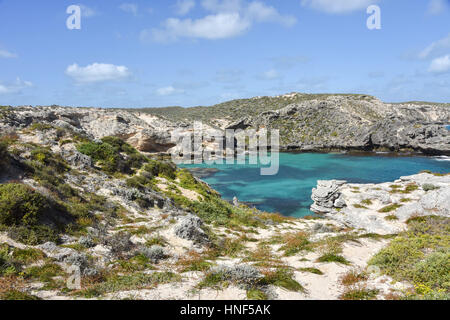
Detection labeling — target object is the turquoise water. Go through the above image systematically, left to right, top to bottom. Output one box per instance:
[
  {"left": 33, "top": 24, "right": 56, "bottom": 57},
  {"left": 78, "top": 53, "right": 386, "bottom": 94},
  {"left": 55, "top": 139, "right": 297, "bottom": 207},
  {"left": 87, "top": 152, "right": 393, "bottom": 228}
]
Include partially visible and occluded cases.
[{"left": 180, "top": 153, "right": 450, "bottom": 218}]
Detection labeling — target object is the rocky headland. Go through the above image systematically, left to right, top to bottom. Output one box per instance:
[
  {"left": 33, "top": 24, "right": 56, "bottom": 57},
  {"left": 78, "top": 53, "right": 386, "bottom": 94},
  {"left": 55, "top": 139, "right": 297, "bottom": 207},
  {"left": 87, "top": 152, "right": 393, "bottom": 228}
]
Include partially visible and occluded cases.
[{"left": 1, "top": 93, "right": 449, "bottom": 157}]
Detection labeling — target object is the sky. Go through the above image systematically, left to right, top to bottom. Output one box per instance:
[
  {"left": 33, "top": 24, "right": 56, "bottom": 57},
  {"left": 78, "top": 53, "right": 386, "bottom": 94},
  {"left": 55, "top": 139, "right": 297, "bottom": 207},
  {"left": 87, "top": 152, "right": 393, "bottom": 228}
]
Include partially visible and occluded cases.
[{"left": 0, "top": 0, "right": 449, "bottom": 108}]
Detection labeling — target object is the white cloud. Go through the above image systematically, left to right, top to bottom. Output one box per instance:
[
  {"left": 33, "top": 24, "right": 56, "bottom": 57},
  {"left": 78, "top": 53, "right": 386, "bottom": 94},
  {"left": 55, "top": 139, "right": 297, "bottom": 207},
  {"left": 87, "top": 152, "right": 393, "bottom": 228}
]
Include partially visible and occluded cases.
[
  {"left": 145, "top": 0, "right": 296, "bottom": 42},
  {"left": 175, "top": 0, "right": 196, "bottom": 15},
  {"left": 301, "top": 0, "right": 379, "bottom": 14},
  {"left": 427, "top": 0, "right": 448, "bottom": 15},
  {"left": 246, "top": 2, "right": 296, "bottom": 26},
  {"left": 119, "top": 3, "right": 138, "bottom": 16},
  {"left": 79, "top": 4, "right": 96, "bottom": 18},
  {"left": 148, "top": 13, "right": 251, "bottom": 42},
  {"left": 419, "top": 33, "right": 450, "bottom": 59},
  {"left": 0, "top": 49, "right": 17, "bottom": 58},
  {"left": 429, "top": 55, "right": 450, "bottom": 74},
  {"left": 65, "top": 63, "right": 131, "bottom": 84},
  {"left": 0, "top": 77, "right": 32, "bottom": 95},
  {"left": 156, "top": 86, "right": 185, "bottom": 96}
]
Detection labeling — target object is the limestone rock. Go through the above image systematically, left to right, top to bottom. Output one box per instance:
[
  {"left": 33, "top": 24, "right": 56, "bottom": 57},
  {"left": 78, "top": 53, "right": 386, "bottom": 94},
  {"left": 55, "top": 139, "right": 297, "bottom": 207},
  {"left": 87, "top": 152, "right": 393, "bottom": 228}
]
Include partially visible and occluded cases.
[{"left": 174, "top": 215, "right": 209, "bottom": 244}]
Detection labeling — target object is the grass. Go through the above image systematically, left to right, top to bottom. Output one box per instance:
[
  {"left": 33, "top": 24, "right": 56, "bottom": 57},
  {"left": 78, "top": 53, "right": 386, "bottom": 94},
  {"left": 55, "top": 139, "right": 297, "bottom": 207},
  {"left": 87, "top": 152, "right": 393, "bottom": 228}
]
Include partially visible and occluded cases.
[
  {"left": 419, "top": 170, "right": 449, "bottom": 177},
  {"left": 390, "top": 183, "right": 419, "bottom": 194},
  {"left": 360, "top": 199, "right": 373, "bottom": 206},
  {"left": 353, "top": 204, "right": 368, "bottom": 209},
  {"left": 378, "top": 204, "right": 402, "bottom": 213},
  {"left": 385, "top": 214, "right": 399, "bottom": 221},
  {"left": 278, "top": 231, "right": 312, "bottom": 256},
  {"left": 145, "top": 236, "right": 168, "bottom": 247},
  {"left": 209, "top": 237, "right": 246, "bottom": 258},
  {"left": 243, "top": 246, "right": 282, "bottom": 268},
  {"left": 177, "top": 251, "right": 213, "bottom": 272},
  {"left": 317, "top": 253, "right": 351, "bottom": 265},
  {"left": 111, "top": 254, "right": 157, "bottom": 273},
  {"left": 24, "top": 263, "right": 65, "bottom": 283},
  {"left": 298, "top": 267, "right": 324, "bottom": 275},
  {"left": 260, "top": 268, "right": 305, "bottom": 293},
  {"left": 340, "top": 269, "right": 368, "bottom": 286},
  {"left": 76, "top": 272, "right": 181, "bottom": 298},
  {"left": 339, "top": 287, "right": 379, "bottom": 300},
  {"left": 246, "top": 288, "right": 268, "bottom": 300},
  {"left": 0, "top": 290, "right": 41, "bottom": 300}
]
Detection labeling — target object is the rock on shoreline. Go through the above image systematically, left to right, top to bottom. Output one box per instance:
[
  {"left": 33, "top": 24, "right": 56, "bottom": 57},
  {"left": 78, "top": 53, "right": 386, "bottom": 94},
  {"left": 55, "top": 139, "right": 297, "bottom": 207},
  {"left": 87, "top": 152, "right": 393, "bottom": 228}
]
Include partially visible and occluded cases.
[{"left": 310, "top": 172, "right": 450, "bottom": 234}]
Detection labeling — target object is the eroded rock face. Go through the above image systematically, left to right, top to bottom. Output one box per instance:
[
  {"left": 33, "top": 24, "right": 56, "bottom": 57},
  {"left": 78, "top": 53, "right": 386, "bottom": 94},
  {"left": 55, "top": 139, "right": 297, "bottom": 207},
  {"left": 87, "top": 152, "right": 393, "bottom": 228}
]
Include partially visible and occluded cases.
[
  {"left": 0, "top": 106, "right": 178, "bottom": 153},
  {"left": 310, "top": 180, "right": 347, "bottom": 214}
]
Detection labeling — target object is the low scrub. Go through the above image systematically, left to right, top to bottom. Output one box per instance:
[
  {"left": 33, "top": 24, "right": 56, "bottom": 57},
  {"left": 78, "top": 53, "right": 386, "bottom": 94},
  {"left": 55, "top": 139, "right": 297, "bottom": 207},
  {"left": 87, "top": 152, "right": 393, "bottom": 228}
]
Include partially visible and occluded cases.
[
  {"left": 0, "top": 183, "right": 50, "bottom": 226},
  {"left": 369, "top": 216, "right": 449, "bottom": 295}
]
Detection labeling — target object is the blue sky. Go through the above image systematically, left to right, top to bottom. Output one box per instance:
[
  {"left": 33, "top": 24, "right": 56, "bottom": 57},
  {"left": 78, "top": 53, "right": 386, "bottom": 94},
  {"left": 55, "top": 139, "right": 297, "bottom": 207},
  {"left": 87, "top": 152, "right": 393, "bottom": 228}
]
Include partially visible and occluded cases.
[{"left": 0, "top": 0, "right": 449, "bottom": 108}]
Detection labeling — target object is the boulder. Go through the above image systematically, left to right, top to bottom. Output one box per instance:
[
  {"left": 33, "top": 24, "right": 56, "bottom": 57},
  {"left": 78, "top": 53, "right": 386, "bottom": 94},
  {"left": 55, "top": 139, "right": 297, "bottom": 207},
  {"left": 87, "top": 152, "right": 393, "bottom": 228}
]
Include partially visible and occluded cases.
[{"left": 174, "top": 215, "right": 209, "bottom": 245}]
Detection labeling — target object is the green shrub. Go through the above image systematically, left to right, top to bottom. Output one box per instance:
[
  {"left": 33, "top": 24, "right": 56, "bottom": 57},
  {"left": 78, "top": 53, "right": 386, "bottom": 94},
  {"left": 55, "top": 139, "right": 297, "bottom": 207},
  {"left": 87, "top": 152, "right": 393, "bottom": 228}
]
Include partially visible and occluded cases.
[
  {"left": 28, "top": 122, "right": 54, "bottom": 131},
  {"left": 77, "top": 137, "right": 147, "bottom": 174},
  {"left": 0, "top": 141, "right": 8, "bottom": 164},
  {"left": 30, "top": 147, "right": 68, "bottom": 173},
  {"left": 143, "top": 160, "right": 176, "bottom": 180},
  {"left": 0, "top": 183, "right": 50, "bottom": 226},
  {"left": 422, "top": 184, "right": 439, "bottom": 192},
  {"left": 191, "top": 198, "right": 232, "bottom": 225},
  {"left": 369, "top": 216, "right": 449, "bottom": 292},
  {"left": 8, "top": 225, "right": 60, "bottom": 245},
  {"left": 0, "top": 245, "right": 19, "bottom": 276},
  {"left": 12, "top": 248, "right": 45, "bottom": 264},
  {"left": 411, "top": 250, "right": 450, "bottom": 289},
  {"left": 24, "top": 263, "right": 64, "bottom": 282},
  {"left": 246, "top": 288, "right": 268, "bottom": 300},
  {"left": 0, "top": 290, "right": 41, "bottom": 300}
]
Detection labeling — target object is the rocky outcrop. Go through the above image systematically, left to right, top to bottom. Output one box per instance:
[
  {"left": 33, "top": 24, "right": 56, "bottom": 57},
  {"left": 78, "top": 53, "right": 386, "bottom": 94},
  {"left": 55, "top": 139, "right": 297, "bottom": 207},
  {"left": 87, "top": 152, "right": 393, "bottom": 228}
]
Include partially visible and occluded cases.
[
  {"left": 310, "top": 173, "right": 450, "bottom": 234},
  {"left": 310, "top": 180, "right": 347, "bottom": 214}
]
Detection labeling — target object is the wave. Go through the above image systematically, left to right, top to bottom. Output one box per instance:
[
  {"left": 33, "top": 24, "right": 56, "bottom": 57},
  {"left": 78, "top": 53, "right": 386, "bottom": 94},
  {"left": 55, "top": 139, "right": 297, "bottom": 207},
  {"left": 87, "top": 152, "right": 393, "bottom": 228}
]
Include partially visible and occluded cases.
[{"left": 433, "top": 156, "right": 450, "bottom": 162}]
